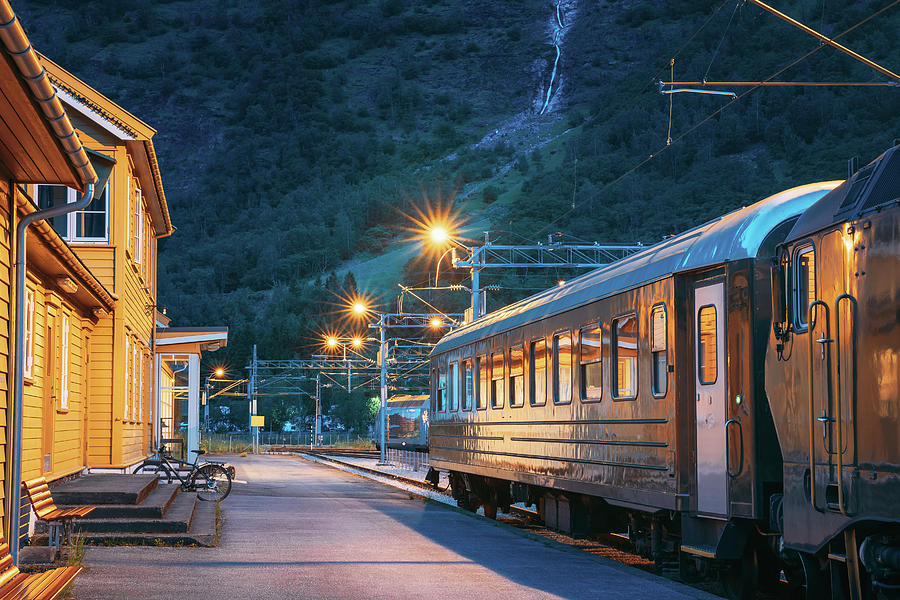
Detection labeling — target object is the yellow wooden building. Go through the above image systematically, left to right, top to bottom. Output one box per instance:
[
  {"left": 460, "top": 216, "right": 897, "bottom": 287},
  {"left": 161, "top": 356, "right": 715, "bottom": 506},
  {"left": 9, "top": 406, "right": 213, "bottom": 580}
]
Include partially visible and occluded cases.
[
  {"left": 0, "top": 0, "right": 104, "bottom": 547},
  {"left": 25, "top": 56, "right": 175, "bottom": 472}
]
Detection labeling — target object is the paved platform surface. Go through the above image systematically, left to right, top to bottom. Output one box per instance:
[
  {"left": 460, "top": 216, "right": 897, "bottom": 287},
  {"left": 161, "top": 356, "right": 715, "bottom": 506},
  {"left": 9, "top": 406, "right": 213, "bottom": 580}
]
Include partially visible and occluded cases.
[{"left": 73, "top": 454, "right": 722, "bottom": 600}]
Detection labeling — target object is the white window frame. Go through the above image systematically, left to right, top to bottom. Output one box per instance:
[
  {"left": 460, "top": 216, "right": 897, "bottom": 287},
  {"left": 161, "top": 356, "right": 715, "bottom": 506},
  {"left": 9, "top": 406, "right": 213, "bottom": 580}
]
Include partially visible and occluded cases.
[
  {"left": 35, "top": 183, "right": 110, "bottom": 243},
  {"left": 134, "top": 188, "right": 143, "bottom": 266},
  {"left": 24, "top": 288, "right": 35, "bottom": 379},
  {"left": 60, "top": 314, "right": 70, "bottom": 410},
  {"left": 124, "top": 337, "right": 130, "bottom": 420},
  {"left": 132, "top": 344, "right": 139, "bottom": 421}
]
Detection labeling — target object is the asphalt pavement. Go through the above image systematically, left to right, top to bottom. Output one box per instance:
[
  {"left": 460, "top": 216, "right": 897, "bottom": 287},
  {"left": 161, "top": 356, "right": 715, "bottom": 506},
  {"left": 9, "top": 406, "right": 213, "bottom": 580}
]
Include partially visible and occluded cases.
[{"left": 73, "top": 453, "right": 722, "bottom": 599}]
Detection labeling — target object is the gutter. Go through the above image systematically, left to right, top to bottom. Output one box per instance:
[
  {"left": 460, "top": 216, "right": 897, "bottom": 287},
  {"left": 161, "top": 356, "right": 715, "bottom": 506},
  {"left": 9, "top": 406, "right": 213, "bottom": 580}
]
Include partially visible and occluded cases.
[
  {"left": 0, "top": 1, "right": 99, "bottom": 564},
  {"left": 0, "top": 3, "right": 96, "bottom": 189}
]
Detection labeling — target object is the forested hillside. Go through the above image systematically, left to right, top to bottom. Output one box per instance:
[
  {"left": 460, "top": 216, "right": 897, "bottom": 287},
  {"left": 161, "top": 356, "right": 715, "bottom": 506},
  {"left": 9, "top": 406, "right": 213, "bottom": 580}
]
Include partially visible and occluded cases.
[{"left": 17, "top": 0, "right": 900, "bottom": 375}]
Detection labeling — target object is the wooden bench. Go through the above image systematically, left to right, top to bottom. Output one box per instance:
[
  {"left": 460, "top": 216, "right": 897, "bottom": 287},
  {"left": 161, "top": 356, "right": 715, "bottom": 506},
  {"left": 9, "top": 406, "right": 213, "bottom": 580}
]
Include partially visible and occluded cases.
[
  {"left": 22, "top": 478, "right": 95, "bottom": 551},
  {"left": 0, "top": 535, "right": 81, "bottom": 600}
]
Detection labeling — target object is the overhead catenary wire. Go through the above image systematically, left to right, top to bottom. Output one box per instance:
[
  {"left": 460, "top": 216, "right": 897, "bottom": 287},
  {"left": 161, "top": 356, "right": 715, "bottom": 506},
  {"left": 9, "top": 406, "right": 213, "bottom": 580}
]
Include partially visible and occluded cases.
[{"left": 535, "top": 0, "right": 900, "bottom": 238}]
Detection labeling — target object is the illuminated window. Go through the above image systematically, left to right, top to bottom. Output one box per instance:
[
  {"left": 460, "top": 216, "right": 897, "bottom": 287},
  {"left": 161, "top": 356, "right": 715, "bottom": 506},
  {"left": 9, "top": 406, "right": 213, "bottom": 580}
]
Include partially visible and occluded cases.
[
  {"left": 36, "top": 184, "right": 110, "bottom": 242},
  {"left": 794, "top": 244, "right": 816, "bottom": 330},
  {"left": 24, "top": 288, "right": 35, "bottom": 379},
  {"left": 650, "top": 305, "right": 668, "bottom": 396},
  {"left": 698, "top": 306, "right": 717, "bottom": 384},
  {"left": 60, "top": 314, "right": 69, "bottom": 410},
  {"left": 612, "top": 315, "right": 637, "bottom": 398},
  {"left": 580, "top": 324, "right": 602, "bottom": 401},
  {"left": 552, "top": 332, "right": 572, "bottom": 404},
  {"left": 529, "top": 339, "right": 547, "bottom": 406},
  {"left": 509, "top": 345, "right": 525, "bottom": 407},
  {"left": 491, "top": 351, "right": 504, "bottom": 409},
  {"left": 476, "top": 355, "right": 488, "bottom": 410},
  {"left": 462, "top": 360, "right": 473, "bottom": 411},
  {"left": 449, "top": 362, "right": 459, "bottom": 411},
  {"left": 436, "top": 365, "right": 447, "bottom": 412}
]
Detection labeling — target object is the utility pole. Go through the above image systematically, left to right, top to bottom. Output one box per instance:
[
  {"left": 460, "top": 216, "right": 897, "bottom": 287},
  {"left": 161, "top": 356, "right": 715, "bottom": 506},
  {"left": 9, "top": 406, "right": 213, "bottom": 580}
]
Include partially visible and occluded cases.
[
  {"left": 377, "top": 320, "right": 388, "bottom": 465},
  {"left": 249, "top": 344, "right": 257, "bottom": 453},
  {"left": 315, "top": 373, "right": 321, "bottom": 447}
]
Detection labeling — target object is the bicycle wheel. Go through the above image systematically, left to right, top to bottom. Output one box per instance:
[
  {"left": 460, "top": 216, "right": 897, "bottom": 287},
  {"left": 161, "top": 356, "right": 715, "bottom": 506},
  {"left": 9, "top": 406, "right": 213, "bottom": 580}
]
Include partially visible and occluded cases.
[
  {"left": 134, "top": 460, "right": 173, "bottom": 484},
  {"left": 192, "top": 464, "right": 231, "bottom": 501}
]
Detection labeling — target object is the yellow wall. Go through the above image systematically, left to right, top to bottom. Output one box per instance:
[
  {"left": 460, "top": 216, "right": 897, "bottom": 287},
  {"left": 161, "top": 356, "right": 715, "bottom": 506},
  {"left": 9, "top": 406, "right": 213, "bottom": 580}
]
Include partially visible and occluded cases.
[
  {"left": 0, "top": 181, "right": 12, "bottom": 527},
  {"left": 20, "top": 275, "right": 94, "bottom": 482}
]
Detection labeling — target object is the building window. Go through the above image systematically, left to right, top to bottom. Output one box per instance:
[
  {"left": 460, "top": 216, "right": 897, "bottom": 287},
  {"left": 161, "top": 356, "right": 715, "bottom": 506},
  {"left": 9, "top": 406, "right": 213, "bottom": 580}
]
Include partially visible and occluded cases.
[
  {"left": 36, "top": 184, "right": 110, "bottom": 242},
  {"left": 134, "top": 189, "right": 143, "bottom": 266},
  {"left": 794, "top": 244, "right": 816, "bottom": 330},
  {"left": 24, "top": 288, "right": 35, "bottom": 379},
  {"left": 650, "top": 305, "right": 668, "bottom": 396},
  {"left": 698, "top": 306, "right": 718, "bottom": 384},
  {"left": 60, "top": 314, "right": 69, "bottom": 410},
  {"left": 612, "top": 314, "right": 637, "bottom": 399},
  {"left": 580, "top": 324, "right": 602, "bottom": 401},
  {"left": 552, "top": 331, "right": 572, "bottom": 404},
  {"left": 124, "top": 337, "right": 130, "bottom": 419},
  {"left": 529, "top": 339, "right": 547, "bottom": 406},
  {"left": 133, "top": 344, "right": 140, "bottom": 421},
  {"left": 509, "top": 345, "right": 525, "bottom": 407},
  {"left": 491, "top": 351, "right": 504, "bottom": 409},
  {"left": 476, "top": 355, "right": 488, "bottom": 410},
  {"left": 462, "top": 360, "right": 473, "bottom": 411},
  {"left": 449, "top": 362, "right": 459, "bottom": 411},
  {"left": 436, "top": 365, "right": 447, "bottom": 412}
]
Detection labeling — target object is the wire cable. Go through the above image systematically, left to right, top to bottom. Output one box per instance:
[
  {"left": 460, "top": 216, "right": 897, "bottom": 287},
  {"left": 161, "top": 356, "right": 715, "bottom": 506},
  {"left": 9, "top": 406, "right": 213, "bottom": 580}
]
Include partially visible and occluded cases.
[
  {"left": 535, "top": 0, "right": 900, "bottom": 237},
  {"left": 703, "top": 0, "right": 741, "bottom": 82}
]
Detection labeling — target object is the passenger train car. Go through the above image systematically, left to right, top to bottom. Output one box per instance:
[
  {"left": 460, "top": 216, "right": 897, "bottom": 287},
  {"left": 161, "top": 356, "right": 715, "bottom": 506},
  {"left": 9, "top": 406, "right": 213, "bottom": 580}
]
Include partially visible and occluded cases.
[
  {"left": 428, "top": 144, "right": 900, "bottom": 599},
  {"left": 375, "top": 394, "right": 429, "bottom": 452}
]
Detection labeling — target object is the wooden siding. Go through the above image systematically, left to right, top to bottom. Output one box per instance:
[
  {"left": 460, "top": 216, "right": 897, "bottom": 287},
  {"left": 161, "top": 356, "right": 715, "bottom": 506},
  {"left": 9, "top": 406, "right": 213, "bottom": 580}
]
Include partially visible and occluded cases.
[{"left": 0, "top": 182, "right": 12, "bottom": 527}]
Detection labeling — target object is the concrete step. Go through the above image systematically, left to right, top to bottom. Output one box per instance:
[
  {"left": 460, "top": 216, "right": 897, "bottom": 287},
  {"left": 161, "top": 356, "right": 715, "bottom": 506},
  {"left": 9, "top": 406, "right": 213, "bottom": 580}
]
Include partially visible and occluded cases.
[
  {"left": 50, "top": 474, "right": 158, "bottom": 505},
  {"left": 58, "top": 484, "right": 179, "bottom": 519},
  {"left": 73, "top": 491, "right": 196, "bottom": 534},
  {"left": 78, "top": 499, "right": 217, "bottom": 547}
]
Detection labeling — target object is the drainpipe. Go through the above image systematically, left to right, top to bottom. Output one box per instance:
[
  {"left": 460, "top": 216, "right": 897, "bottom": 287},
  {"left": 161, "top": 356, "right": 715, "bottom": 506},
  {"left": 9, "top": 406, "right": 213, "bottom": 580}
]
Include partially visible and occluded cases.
[{"left": 10, "top": 182, "right": 94, "bottom": 564}]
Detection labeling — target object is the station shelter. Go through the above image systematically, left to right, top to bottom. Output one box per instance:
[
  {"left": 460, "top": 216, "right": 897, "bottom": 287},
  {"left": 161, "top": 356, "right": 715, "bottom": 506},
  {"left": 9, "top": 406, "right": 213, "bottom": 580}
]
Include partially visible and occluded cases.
[{"left": 155, "top": 324, "right": 228, "bottom": 459}]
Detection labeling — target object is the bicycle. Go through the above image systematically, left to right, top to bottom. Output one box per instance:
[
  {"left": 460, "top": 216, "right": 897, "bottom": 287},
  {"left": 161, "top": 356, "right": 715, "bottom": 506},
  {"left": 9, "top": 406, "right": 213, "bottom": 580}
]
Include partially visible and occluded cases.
[{"left": 133, "top": 446, "right": 232, "bottom": 501}]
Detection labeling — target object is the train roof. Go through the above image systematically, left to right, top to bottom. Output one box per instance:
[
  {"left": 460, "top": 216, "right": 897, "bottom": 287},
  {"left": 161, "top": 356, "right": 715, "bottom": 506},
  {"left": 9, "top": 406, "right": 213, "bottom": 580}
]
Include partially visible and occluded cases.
[
  {"left": 788, "top": 144, "right": 900, "bottom": 241},
  {"left": 435, "top": 181, "right": 841, "bottom": 354},
  {"left": 386, "top": 394, "right": 429, "bottom": 408}
]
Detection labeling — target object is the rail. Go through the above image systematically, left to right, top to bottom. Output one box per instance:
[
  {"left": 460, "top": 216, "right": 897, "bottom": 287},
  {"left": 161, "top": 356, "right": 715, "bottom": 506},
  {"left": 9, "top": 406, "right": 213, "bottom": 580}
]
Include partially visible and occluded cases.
[
  {"left": 833, "top": 293, "right": 858, "bottom": 517},
  {"left": 807, "top": 300, "right": 832, "bottom": 513}
]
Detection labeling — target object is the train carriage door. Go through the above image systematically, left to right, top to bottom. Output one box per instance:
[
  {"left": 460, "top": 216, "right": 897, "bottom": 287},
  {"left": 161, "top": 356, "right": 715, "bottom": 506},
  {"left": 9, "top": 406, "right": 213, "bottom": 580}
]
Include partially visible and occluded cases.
[{"left": 694, "top": 282, "right": 728, "bottom": 517}]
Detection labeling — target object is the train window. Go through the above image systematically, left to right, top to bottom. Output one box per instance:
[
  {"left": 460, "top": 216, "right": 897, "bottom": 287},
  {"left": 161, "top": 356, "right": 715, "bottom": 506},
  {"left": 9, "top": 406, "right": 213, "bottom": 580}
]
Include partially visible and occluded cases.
[
  {"left": 793, "top": 244, "right": 816, "bottom": 330},
  {"left": 650, "top": 305, "right": 668, "bottom": 396},
  {"left": 698, "top": 305, "right": 718, "bottom": 384},
  {"left": 612, "top": 314, "right": 637, "bottom": 399},
  {"left": 580, "top": 324, "right": 602, "bottom": 401},
  {"left": 552, "top": 331, "right": 572, "bottom": 404},
  {"left": 529, "top": 339, "right": 547, "bottom": 406},
  {"left": 509, "top": 345, "right": 525, "bottom": 407},
  {"left": 491, "top": 351, "right": 505, "bottom": 409},
  {"left": 476, "top": 355, "right": 488, "bottom": 410},
  {"left": 462, "top": 360, "right": 474, "bottom": 411},
  {"left": 449, "top": 362, "right": 460, "bottom": 411},
  {"left": 437, "top": 365, "right": 447, "bottom": 411}
]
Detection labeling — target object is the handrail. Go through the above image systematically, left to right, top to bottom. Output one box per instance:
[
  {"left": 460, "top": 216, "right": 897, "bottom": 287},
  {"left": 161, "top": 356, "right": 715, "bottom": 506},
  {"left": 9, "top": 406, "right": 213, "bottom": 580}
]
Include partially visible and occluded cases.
[
  {"left": 833, "top": 294, "right": 858, "bottom": 517},
  {"left": 807, "top": 300, "right": 831, "bottom": 513},
  {"left": 725, "top": 418, "right": 744, "bottom": 477}
]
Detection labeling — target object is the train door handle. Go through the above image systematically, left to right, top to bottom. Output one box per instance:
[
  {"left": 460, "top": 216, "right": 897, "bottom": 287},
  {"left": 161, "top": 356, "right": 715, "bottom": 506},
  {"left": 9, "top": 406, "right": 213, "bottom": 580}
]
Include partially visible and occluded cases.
[
  {"left": 817, "top": 410, "right": 834, "bottom": 441},
  {"left": 725, "top": 418, "right": 744, "bottom": 478}
]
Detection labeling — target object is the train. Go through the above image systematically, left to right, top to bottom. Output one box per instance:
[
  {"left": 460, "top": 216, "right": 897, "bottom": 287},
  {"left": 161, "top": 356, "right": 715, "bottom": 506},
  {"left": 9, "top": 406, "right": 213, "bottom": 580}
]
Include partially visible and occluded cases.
[
  {"left": 427, "top": 144, "right": 900, "bottom": 599},
  {"left": 375, "top": 394, "right": 429, "bottom": 452}
]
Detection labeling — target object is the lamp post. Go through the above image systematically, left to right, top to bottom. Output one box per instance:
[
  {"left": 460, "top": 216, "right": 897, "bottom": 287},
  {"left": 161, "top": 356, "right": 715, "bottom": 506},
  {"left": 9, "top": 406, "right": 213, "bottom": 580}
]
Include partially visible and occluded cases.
[{"left": 204, "top": 367, "right": 225, "bottom": 433}]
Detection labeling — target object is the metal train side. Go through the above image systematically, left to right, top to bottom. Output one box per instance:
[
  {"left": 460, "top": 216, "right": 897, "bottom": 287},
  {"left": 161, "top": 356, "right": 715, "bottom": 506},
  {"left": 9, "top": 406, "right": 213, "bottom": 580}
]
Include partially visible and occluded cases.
[{"left": 765, "top": 145, "right": 900, "bottom": 597}]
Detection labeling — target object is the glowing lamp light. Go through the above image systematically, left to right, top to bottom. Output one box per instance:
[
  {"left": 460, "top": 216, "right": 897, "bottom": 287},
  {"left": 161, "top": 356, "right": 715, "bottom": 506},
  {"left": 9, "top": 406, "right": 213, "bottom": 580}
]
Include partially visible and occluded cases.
[
  {"left": 429, "top": 226, "right": 450, "bottom": 245},
  {"left": 558, "top": 280, "right": 566, "bottom": 287},
  {"left": 352, "top": 302, "right": 368, "bottom": 315},
  {"left": 430, "top": 317, "right": 443, "bottom": 329},
  {"left": 326, "top": 337, "right": 338, "bottom": 348},
  {"left": 352, "top": 337, "right": 363, "bottom": 348},
  {"left": 214, "top": 367, "right": 225, "bottom": 378}
]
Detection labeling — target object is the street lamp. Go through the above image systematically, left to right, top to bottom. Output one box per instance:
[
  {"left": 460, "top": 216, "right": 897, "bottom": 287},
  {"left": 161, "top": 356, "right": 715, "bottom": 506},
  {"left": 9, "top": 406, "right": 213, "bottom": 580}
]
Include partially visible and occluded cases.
[{"left": 204, "top": 367, "right": 226, "bottom": 432}]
